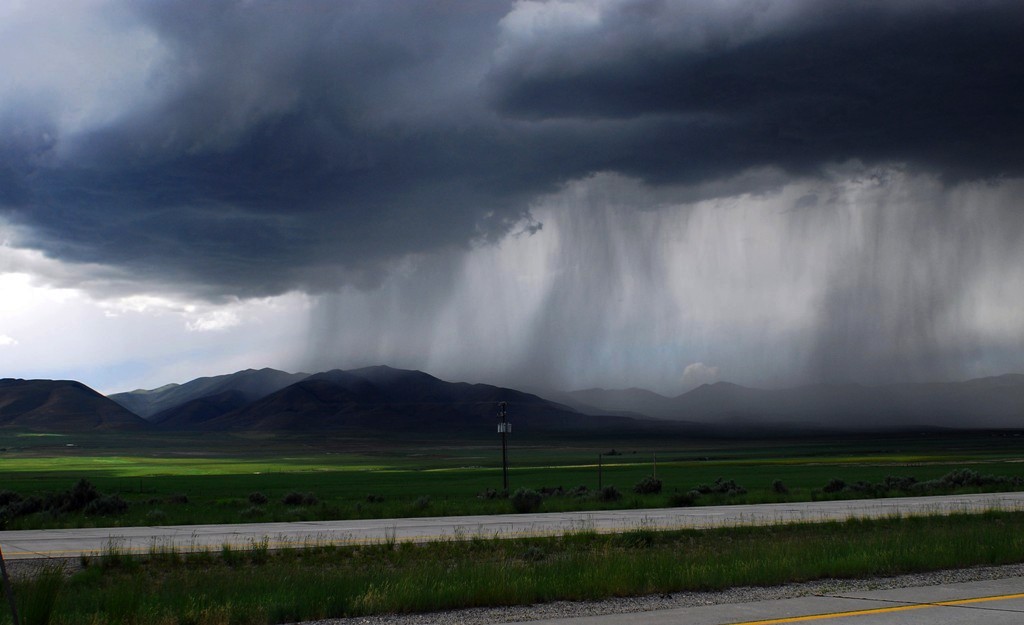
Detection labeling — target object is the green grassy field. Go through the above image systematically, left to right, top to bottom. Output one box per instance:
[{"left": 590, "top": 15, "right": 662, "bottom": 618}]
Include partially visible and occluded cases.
[
  {"left": 3, "top": 430, "right": 1024, "bottom": 529},
  {"left": 4, "top": 430, "right": 1024, "bottom": 624},
  {"left": 4, "top": 510, "right": 1024, "bottom": 625}
]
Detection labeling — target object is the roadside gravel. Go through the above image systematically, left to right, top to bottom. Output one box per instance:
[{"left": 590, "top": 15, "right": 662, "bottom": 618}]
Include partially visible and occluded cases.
[
  {"left": 3, "top": 556, "right": 81, "bottom": 580},
  {"left": 295, "top": 563, "right": 1024, "bottom": 625}
]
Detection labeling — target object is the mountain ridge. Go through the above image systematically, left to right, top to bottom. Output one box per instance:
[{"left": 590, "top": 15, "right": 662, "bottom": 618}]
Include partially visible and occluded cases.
[
  {"left": 157, "top": 365, "right": 632, "bottom": 433},
  {"left": 109, "top": 367, "right": 310, "bottom": 420},
  {"left": 5, "top": 368, "right": 1022, "bottom": 434},
  {"left": 550, "top": 374, "right": 1024, "bottom": 430},
  {"left": 0, "top": 378, "right": 150, "bottom": 431}
]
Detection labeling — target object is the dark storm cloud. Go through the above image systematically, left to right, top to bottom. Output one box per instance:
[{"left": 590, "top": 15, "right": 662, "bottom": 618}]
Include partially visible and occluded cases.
[
  {"left": 1, "top": 0, "right": 1022, "bottom": 298},
  {"left": 488, "top": 0, "right": 1024, "bottom": 182},
  {"left": 2, "top": 1, "right": 528, "bottom": 297}
]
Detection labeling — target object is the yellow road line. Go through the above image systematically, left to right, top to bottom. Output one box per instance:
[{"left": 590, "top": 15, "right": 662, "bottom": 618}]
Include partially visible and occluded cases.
[{"left": 731, "top": 592, "right": 1024, "bottom": 624}]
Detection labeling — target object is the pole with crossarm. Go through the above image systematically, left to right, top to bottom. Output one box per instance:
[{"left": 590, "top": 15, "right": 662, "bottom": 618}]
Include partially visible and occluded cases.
[{"left": 497, "top": 399, "right": 509, "bottom": 491}]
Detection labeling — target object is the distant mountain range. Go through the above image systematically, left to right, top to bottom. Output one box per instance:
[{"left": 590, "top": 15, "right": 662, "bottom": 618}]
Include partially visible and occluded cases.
[
  {"left": 139, "top": 365, "right": 634, "bottom": 433},
  {"left": 2, "top": 368, "right": 1022, "bottom": 434},
  {"left": 552, "top": 374, "right": 1024, "bottom": 430}
]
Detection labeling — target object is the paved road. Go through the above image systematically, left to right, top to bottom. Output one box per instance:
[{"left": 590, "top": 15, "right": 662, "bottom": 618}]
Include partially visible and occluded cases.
[
  {"left": 2, "top": 491, "right": 1024, "bottom": 560},
  {"left": 491, "top": 578, "right": 1024, "bottom": 625}
]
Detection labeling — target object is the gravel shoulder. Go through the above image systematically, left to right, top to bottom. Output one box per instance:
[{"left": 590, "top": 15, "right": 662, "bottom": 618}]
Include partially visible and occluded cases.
[
  {"left": 3, "top": 556, "right": 82, "bottom": 580},
  {"left": 296, "top": 563, "right": 1024, "bottom": 625}
]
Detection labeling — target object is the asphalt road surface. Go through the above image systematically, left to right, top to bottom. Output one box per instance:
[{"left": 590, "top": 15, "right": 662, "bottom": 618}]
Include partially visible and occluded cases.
[
  {"left": 3, "top": 491, "right": 1024, "bottom": 560},
  {"left": 490, "top": 578, "right": 1024, "bottom": 625}
]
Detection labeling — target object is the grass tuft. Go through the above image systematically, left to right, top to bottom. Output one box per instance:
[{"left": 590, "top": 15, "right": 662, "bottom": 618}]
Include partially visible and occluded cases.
[{"left": 15, "top": 563, "right": 65, "bottom": 625}]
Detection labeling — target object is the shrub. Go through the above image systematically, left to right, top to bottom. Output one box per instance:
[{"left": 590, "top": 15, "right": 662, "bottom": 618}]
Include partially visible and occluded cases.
[
  {"left": 942, "top": 468, "right": 984, "bottom": 487},
  {"left": 909, "top": 469, "right": 1022, "bottom": 494},
  {"left": 882, "top": 475, "right": 918, "bottom": 491},
  {"left": 633, "top": 476, "right": 663, "bottom": 494},
  {"left": 61, "top": 478, "right": 100, "bottom": 513},
  {"left": 696, "top": 478, "right": 747, "bottom": 496},
  {"left": 718, "top": 478, "right": 746, "bottom": 495},
  {"left": 823, "top": 478, "right": 847, "bottom": 493},
  {"left": 771, "top": 479, "right": 789, "bottom": 494},
  {"left": 2, "top": 480, "right": 147, "bottom": 521},
  {"left": 568, "top": 485, "right": 591, "bottom": 498},
  {"left": 596, "top": 485, "right": 622, "bottom": 502},
  {"left": 510, "top": 488, "right": 543, "bottom": 513},
  {"left": 282, "top": 491, "right": 317, "bottom": 506},
  {"left": 248, "top": 492, "right": 269, "bottom": 505},
  {"left": 166, "top": 493, "right": 189, "bottom": 505},
  {"left": 366, "top": 493, "right": 385, "bottom": 503},
  {"left": 84, "top": 494, "right": 128, "bottom": 516},
  {"left": 8, "top": 496, "right": 43, "bottom": 518}
]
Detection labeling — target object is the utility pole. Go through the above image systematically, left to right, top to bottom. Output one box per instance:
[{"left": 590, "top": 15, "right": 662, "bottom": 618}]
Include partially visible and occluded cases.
[
  {"left": 497, "top": 401, "right": 511, "bottom": 492},
  {"left": 0, "top": 543, "right": 19, "bottom": 625}
]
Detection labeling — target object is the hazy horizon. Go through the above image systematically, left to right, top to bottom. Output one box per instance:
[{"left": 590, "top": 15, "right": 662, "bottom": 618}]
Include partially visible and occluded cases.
[{"left": 104, "top": 364, "right": 1024, "bottom": 399}]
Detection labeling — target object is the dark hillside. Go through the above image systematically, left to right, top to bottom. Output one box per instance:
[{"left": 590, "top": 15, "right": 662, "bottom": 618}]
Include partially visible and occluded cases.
[
  {"left": 0, "top": 379, "right": 150, "bottom": 431},
  {"left": 149, "top": 390, "right": 251, "bottom": 427}
]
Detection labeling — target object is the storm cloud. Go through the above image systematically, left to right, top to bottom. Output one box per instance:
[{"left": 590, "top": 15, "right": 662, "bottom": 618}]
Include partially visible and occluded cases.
[{"left": 1, "top": 1, "right": 1023, "bottom": 390}]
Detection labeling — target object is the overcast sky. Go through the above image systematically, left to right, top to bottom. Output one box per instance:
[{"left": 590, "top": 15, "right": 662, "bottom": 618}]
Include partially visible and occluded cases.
[{"left": 1, "top": 0, "right": 1022, "bottom": 395}]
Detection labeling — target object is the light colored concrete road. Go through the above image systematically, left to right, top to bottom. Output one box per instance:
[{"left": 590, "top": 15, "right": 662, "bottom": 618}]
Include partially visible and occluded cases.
[
  {"left": 2, "top": 491, "right": 1024, "bottom": 560},
  {"left": 490, "top": 578, "right": 1024, "bottom": 625}
]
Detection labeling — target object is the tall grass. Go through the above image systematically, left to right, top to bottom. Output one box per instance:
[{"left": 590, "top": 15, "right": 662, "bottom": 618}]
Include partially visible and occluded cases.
[
  {"left": 3, "top": 511, "right": 1024, "bottom": 624},
  {"left": 4, "top": 564, "right": 65, "bottom": 625}
]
